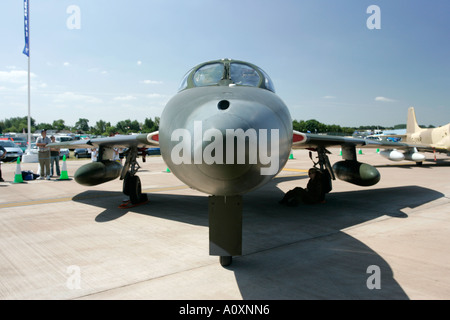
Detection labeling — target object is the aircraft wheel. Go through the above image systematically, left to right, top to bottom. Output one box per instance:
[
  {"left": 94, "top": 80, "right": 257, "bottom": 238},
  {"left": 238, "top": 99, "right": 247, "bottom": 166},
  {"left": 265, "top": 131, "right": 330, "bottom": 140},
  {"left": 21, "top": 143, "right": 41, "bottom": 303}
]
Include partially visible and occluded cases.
[
  {"left": 416, "top": 162, "right": 423, "bottom": 166},
  {"left": 122, "top": 172, "right": 131, "bottom": 196},
  {"left": 129, "top": 175, "right": 142, "bottom": 204},
  {"left": 220, "top": 256, "right": 232, "bottom": 267}
]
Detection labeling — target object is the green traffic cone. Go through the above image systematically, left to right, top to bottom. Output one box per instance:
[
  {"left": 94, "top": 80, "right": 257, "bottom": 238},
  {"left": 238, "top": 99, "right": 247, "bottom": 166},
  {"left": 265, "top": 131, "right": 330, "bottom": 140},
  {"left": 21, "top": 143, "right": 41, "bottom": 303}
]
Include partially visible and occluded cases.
[
  {"left": 58, "top": 155, "right": 70, "bottom": 180},
  {"left": 13, "top": 157, "right": 24, "bottom": 183}
]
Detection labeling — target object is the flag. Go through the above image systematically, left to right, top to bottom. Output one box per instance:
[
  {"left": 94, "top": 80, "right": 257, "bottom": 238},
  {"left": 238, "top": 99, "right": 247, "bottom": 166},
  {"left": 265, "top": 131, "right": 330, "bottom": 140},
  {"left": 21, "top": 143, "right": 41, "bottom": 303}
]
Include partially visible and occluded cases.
[{"left": 23, "top": 0, "right": 29, "bottom": 56}]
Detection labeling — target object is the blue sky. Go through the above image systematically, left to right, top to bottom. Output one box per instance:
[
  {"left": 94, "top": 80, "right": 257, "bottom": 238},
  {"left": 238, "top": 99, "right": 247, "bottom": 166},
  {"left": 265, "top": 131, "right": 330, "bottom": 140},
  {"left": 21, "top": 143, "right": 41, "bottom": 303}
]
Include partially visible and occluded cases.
[{"left": 1, "top": 0, "right": 449, "bottom": 128}]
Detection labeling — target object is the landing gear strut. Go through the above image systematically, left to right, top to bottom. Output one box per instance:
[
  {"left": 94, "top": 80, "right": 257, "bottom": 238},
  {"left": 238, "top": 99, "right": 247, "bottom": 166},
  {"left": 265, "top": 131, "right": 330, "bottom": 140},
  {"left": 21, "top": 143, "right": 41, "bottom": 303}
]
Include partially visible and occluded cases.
[
  {"left": 309, "top": 146, "right": 335, "bottom": 180},
  {"left": 121, "top": 147, "right": 148, "bottom": 204},
  {"left": 309, "top": 147, "right": 335, "bottom": 195}
]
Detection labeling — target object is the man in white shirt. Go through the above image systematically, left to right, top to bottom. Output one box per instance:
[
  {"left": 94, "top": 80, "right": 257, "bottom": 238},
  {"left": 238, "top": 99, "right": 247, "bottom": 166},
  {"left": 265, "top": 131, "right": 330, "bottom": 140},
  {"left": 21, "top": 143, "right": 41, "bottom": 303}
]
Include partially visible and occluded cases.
[{"left": 36, "top": 129, "right": 52, "bottom": 180}]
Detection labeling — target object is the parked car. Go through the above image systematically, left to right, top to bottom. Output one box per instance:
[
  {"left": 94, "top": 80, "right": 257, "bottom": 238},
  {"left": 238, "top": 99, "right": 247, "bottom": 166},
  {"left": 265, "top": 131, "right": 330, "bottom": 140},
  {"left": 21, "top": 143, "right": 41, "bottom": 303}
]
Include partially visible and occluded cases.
[
  {"left": 55, "top": 136, "right": 74, "bottom": 143},
  {"left": 10, "top": 137, "right": 28, "bottom": 152},
  {"left": 0, "top": 140, "right": 24, "bottom": 162},
  {"left": 29, "top": 142, "right": 69, "bottom": 159},
  {"left": 59, "top": 148, "right": 70, "bottom": 159},
  {"left": 74, "top": 148, "right": 91, "bottom": 158},
  {"left": 146, "top": 148, "right": 161, "bottom": 156}
]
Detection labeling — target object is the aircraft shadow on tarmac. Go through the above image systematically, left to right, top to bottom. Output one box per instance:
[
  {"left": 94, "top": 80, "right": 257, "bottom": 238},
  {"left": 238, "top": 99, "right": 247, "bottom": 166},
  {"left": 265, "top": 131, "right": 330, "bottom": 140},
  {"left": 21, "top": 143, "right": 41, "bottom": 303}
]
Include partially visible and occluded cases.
[
  {"left": 71, "top": 175, "right": 444, "bottom": 299},
  {"left": 234, "top": 182, "right": 444, "bottom": 299}
]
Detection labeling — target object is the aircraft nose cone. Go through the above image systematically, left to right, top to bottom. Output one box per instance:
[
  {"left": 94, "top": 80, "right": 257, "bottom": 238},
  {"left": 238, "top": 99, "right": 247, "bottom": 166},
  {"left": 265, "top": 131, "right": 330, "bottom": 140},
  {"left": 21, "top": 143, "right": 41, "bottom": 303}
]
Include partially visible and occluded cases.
[
  {"left": 159, "top": 85, "right": 292, "bottom": 196},
  {"left": 194, "top": 112, "right": 253, "bottom": 181}
]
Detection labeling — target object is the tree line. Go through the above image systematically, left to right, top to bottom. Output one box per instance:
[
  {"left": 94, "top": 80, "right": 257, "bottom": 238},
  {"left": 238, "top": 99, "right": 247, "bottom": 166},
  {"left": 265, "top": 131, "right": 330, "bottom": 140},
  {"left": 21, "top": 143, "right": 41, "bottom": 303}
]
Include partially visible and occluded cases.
[
  {"left": 0, "top": 116, "right": 160, "bottom": 136},
  {"left": 1, "top": 116, "right": 420, "bottom": 137},
  {"left": 292, "top": 119, "right": 409, "bottom": 136}
]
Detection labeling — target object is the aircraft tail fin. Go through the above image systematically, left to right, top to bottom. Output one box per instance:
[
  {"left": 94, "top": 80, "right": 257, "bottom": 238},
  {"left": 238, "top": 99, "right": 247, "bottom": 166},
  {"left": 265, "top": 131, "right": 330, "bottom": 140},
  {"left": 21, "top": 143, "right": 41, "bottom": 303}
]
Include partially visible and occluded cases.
[{"left": 406, "top": 107, "right": 422, "bottom": 134}]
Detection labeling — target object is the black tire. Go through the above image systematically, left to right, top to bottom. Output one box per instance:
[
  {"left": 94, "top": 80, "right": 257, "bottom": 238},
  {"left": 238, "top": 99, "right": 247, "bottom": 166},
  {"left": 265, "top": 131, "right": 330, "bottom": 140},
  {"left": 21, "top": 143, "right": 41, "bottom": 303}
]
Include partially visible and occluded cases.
[
  {"left": 122, "top": 172, "right": 131, "bottom": 196},
  {"left": 129, "top": 175, "right": 142, "bottom": 204},
  {"left": 220, "top": 256, "right": 232, "bottom": 267}
]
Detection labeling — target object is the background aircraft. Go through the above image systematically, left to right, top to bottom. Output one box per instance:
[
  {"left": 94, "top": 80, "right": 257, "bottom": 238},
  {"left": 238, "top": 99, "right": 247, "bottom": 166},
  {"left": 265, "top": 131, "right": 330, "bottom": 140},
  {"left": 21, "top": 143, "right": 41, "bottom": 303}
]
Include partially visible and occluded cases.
[
  {"left": 50, "top": 59, "right": 441, "bottom": 266},
  {"left": 379, "top": 107, "right": 450, "bottom": 164}
]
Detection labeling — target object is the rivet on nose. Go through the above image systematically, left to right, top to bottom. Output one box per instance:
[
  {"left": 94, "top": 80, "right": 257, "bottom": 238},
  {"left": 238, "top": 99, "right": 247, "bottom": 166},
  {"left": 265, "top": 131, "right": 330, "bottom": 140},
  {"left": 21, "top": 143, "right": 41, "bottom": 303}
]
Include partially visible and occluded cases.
[{"left": 217, "top": 100, "right": 230, "bottom": 110}]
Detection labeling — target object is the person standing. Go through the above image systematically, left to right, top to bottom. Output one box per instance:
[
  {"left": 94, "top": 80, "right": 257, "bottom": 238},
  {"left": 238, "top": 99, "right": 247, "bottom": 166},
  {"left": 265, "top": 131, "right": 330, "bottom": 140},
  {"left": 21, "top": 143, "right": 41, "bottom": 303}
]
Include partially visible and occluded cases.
[
  {"left": 36, "top": 129, "right": 52, "bottom": 180},
  {"left": 50, "top": 136, "right": 61, "bottom": 177},
  {"left": 0, "top": 144, "right": 6, "bottom": 182},
  {"left": 90, "top": 148, "right": 98, "bottom": 162}
]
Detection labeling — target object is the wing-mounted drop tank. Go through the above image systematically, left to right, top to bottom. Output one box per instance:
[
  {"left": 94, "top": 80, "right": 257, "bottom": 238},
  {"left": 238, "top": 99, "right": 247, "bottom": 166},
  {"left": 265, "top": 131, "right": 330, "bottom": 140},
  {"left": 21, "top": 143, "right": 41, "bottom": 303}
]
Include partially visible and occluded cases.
[
  {"left": 380, "top": 149, "right": 405, "bottom": 161},
  {"left": 332, "top": 160, "right": 380, "bottom": 186},
  {"left": 74, "top": 161, "right": 122, "bottom": 186}
]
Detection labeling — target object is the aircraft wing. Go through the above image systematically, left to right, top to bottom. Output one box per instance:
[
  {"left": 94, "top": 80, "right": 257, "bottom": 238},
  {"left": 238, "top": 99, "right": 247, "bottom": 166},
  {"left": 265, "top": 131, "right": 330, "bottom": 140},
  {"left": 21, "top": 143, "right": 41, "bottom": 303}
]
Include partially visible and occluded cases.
[
  {"left": 292, "top": 131, "right": 423, "bottom": 150},
  {"left": 48, "top": 132, "right": 160, "bottom": 149},
  {"left": 415, "top": 145, "right": 449, "bottom": 153}
]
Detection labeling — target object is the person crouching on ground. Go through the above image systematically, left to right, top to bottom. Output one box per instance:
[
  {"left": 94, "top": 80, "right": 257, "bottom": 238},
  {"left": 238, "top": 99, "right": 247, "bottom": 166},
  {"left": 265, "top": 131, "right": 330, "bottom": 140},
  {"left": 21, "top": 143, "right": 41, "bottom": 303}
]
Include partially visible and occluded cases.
[{"left": 279, "top": 167, "right": 325, "bottom": 206}]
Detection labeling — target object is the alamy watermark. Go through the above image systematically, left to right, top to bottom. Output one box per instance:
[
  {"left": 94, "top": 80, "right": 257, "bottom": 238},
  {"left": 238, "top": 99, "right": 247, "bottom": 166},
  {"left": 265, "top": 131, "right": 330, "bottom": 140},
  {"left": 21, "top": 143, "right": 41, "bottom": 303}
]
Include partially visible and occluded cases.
[
  {"left": 64, "top": 5, "right": 381, "bottom": 31},
  {"left": 67, "top": 5, "right": 81, "bottom": 30},
  {"left": 367, "top": 5, "right": 381, "bottom": 30},
  {"left": 170, "top": 121, "right": 280, "bottom": 176},
  {"left": 66, "top": 265, "right": 81, "bottom": 290},
  {"left": 366, "top": 265, "right": 381, "bottom": 290}
]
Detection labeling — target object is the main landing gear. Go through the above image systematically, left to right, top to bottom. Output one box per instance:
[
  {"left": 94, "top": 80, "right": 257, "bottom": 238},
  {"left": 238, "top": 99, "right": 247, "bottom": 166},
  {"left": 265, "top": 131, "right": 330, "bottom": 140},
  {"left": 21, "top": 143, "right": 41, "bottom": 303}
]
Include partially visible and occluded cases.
[
  {"left": 122, "top": 147, "right": 148, "bottom": 204},
  {"left": 123, "top": 173, "right": 148, "bottom": 204}
]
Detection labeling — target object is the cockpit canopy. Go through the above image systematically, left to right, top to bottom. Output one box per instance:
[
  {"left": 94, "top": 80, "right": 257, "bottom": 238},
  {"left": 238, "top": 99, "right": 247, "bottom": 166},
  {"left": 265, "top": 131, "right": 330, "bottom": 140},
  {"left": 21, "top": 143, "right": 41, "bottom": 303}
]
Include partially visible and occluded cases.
[{"left": 178, "top": 59, "right": 275, "bottom": 93}]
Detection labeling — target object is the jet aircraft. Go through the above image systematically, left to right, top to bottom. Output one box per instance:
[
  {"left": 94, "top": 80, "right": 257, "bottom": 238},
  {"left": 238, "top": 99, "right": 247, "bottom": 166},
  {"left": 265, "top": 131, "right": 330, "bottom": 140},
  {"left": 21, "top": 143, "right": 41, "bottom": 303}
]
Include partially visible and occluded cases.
[
  {"left": 50, "top": 59, "right": 438, "bottom": 266},
  {"left": 379, "top": 107, "right": 450, "bottom": 164}
]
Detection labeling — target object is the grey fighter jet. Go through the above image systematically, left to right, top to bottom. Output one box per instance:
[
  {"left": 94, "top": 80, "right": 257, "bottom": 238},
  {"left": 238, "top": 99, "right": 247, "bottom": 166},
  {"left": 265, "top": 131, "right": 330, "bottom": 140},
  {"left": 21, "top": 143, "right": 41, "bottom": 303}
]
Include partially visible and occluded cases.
[{"left": 50, "top": 59, "right": 434, "bottom": 266}]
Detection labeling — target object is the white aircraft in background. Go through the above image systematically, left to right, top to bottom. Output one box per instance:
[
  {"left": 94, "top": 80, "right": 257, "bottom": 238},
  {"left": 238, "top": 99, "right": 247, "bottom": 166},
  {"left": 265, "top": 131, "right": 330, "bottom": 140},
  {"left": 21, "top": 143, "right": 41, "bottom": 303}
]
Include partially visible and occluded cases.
[{"left": 379, "top": 107, "right": 450, "bottom": 164}]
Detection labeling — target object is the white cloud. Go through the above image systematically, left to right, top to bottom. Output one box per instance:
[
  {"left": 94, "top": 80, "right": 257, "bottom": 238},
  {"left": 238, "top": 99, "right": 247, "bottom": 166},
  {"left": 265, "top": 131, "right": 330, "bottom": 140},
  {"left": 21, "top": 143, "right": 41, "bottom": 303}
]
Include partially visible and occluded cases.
[
  {"left": 137, "top": 60, "right": 142, "bottom": 66},
  {"left": 63, "top": 62, "right": 71, "bottom": 67},
  {"left": 88, "top": 67, "right": 109, "bottom": 75},
  {"left": 0, "top": 70, "right": 36, "bottom": 84},
  {"left": 141, "top": 79, "right": 163, "bottom": 85},
  {"left": 53, "top": 92, "right": 103, "bottom": 104},
  {"left": 146, "top": 93, "right": 165, "bottom": 99},
  {"left": 114, "top": 95, "right": 137, "bottom": 101},
  {"left": 322, "top": 95, "right": 336, "bottom": 99},
  {"left": 375, "top": 96, "right": 396, "bottom": 102}
]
